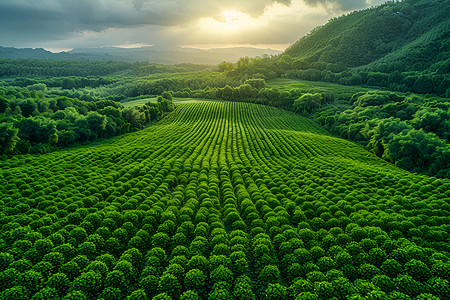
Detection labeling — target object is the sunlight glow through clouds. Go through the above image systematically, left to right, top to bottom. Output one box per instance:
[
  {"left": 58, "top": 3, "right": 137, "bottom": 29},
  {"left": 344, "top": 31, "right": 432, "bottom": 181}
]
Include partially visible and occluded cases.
[
  {"left": 2, "top": 0, "right": 387, "bottom": 50},
  {"left": 191, "top": 0, "right": 329, "bottom": 44},
  {"left": 198, "top": 10, "right": 263, "bottom": 34}
]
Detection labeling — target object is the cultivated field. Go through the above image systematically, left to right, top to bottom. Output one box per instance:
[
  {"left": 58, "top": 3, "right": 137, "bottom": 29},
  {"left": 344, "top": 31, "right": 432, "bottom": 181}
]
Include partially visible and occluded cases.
[{"left": 0, "top": 101, "right": 449, "bottom": 299}]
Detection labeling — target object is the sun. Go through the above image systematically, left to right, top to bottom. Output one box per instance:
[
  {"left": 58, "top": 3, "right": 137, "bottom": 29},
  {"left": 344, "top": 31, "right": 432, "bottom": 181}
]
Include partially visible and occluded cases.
[
  {"left": 197, "top": 9, "right": 263, "bottom": 36},
  {"left": 222, "top": 10, "right": 242, "bottom": 24}
]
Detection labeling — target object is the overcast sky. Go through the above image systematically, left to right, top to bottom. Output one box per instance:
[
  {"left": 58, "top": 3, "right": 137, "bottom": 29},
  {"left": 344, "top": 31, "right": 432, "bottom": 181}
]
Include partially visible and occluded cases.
[{"left": 0, "top": 0, "right": 386, "bottom": 52}]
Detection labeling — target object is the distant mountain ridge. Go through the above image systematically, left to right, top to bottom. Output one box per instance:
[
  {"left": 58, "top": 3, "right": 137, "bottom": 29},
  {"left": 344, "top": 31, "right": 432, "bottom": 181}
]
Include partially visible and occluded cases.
[{"left": 0, "top": 45, "right": 281, "bottom": 65}]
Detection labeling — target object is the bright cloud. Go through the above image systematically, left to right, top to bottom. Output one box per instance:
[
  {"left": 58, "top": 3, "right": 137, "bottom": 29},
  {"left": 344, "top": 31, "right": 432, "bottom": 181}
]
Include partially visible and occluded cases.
[{"left": 0, "top": 0, "right": 388, "bottom": 50}]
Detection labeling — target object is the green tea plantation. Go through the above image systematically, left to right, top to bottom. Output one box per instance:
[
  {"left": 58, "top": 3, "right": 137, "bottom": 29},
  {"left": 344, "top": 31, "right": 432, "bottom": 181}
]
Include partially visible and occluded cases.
[{"left": 0, "top": 101, "right": 449, "bottom": 300}]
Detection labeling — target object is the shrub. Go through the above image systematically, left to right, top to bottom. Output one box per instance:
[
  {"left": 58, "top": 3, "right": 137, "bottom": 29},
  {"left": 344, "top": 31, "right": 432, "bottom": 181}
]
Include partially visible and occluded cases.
[
  {"left": 404, "top": 259, "right": 431, "bottom": 282},
  {"left": 211, "top": 265, "right": 233, "bottom": 284},
  {"left": 259, "top": 265, "right": 281, "bottom": 285},
  {"left": 184, "top": 269, "right": 206, "bottom": 292},
  {"left": 47, "top": 273, "right": 70, "bottom": 296},
  {"left": 157, "top": 273, "right": 181, "bottom": 299},
  {"left": 139, "top": 275, "right": 158, "bottom": 296},
  {"left": 233, "top": 281, "right": 256, "bottom": 300},
  {"left": 0, "top": 286, "right": 30, "bottom": 300},
  {"left": 31, "top": 287, "right": 59, "bottom": 300},
  {"left": 99, "top": 287, "right": 123, "bottom": 300},
  {"left": 127, "top": 289, "right": 147, "bottom": 300},
  {"left": 63, "top": 290, "right": 87, "bottom": 300},
  {"left": 180, "top": 290, "right": 200, "bottom": 300},
  {"left": 294, "top": 292, "right": 319, "bottom": 300}
]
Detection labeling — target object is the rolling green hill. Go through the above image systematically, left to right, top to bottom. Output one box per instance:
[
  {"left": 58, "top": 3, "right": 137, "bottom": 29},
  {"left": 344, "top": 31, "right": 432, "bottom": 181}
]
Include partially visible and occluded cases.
[
  {"left": 281, "top": 0, "right": 449, "bottom": 96},
  {"left": 284, "top": 0, "right": 449, "bottom": 72},
  {"left": 1, "top": 101, "right": 449, "bottom": 299}
]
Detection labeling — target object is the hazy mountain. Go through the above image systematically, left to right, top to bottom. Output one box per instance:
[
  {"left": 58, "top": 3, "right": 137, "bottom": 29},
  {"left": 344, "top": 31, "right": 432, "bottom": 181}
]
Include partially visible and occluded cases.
[{"left": 0, "top": 45, "right": 281, "bottom": 65}]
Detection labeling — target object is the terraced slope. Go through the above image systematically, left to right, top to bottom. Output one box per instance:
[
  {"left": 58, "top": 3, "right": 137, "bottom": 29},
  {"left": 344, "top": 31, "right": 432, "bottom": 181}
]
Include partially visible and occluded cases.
[{"left": 0, "top": 101, "right": 449, "bottom": 300}]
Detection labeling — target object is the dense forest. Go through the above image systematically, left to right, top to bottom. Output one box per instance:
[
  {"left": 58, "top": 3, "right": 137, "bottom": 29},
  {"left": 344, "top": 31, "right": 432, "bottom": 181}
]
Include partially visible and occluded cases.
[{"left": 0, "top": 83, "right": 174, "bottom": 154}]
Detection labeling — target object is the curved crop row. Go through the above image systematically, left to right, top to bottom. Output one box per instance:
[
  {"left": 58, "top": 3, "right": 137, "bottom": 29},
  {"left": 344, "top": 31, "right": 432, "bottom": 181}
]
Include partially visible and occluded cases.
[{"left": 0, "top": 101, "right": 449, "bottom": 300}]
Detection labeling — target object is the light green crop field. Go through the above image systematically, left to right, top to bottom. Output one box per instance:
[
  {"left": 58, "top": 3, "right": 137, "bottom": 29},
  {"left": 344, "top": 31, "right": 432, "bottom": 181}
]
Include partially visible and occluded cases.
[
  {"left": 267, "top": 78, "right": 374, "bottom": 99},
  {"left": 121, "top": 97, "right": 218, "bottom": 107},
  {"left": 121, "top": 98, "right": 158, "bottom": 107},
  {"left": 0, "top": 101, "right": 449, "bottom": 299}
]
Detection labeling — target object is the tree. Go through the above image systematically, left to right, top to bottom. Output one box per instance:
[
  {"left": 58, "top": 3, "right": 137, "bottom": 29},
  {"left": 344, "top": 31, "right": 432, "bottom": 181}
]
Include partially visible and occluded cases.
[
  {"left": 277, "top": 55, "right": 294, "bottom": 70},
  {"left": 292, "top": 59, "right": 310, "bottom": 70},
  {"left": 218, "top": 61, "right": 234, "bottom": 72},
  {"left": 413, "top": 76, "right": 435, "bottom": 94},
  {"left": 244, "top": 79, "right": 266, "bottom": 89},
  {"left": 238, "top": 84, "right": 256, "bottom": 99},
  {"left": 161, "top": 91, "right": 173, "bottom": 101},
  {"left": 293, "top": 93, "right": 322, "bottom": 114},
  {"left": 0, "top": 97, "right": 9, "bottom": 113},
  {"left": 18, "top": 99, "right": 38, "bottom": 117},
  {"left": 99, "top": 106, "right": 122, "bottom": 118},
  {"left": 122, "top": 108, "right": 146, "bottom": 129},
  {"left": 86, "top": 111, "right": 107, "bottom": 135},
  {"left": 0, "top": 123, "right": 20, "bottom": 153},
  {"left": 404, "top": 259, "right": 431, "bottom": 282},
  {"left": 210, "top": 265, "right": 233, "bottom": 284},
  {"left": 259, "top": 265, "right": 281, "bottom": 285},
  {"left": 17, "top": 270, "right": 43, "bottom": 294},
  {"left": 140, "top": 275, "right": 158, "bottom": 297},
  {"left": 99, "top": 287, "right": 123, "bottom": 300}
]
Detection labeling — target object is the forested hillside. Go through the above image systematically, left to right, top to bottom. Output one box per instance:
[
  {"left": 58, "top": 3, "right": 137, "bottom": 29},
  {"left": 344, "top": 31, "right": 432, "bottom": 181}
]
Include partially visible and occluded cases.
[
  {"left": 278, "top": 0, "right": 450, "bottom": 96},
  {"left": 284, "top": 0, "right": 449, "bottom": 70},
  {"left": 0, "top": 58, "right": 213, "bottom": 77},
  {"left": 1, "top": 101, "right": 449, "bottom": 300}
]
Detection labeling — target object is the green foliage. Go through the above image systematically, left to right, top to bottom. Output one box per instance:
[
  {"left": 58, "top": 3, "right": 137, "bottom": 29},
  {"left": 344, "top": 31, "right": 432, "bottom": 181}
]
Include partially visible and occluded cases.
[
  {"left": 282, "top": 0, "right": 449, "bottom": 96},
  {"left": 0, "top": 84, "right": 172, "bottom": 155},
  {"left": 293, "top": 93, "right": 323, "bottom": 114},
  {"left": 0, "top": 101, "right": 448, "bottom": 300},
  {"left": 0, "top": 123, "right": 20, "bottom": 153},
  {"left": 210, "top": 265, "right": 233, "bottom": 284},
  {"left": 184, "top": 269, "right": 206, "bottom": 291},
  {"left": 158, "top": 273, "right": 181, "bottom": 299},
  {"left": 265, "top": 283, "right": 288, "bottom": 300},
  {"left": 0, "top": 286, "right": 30, "bottom": 300},
  {"left": 31, "top": 287, "right": 59, "bottom": 300},
  {"left": 99, "top": 287, "right": 123, "bottom": 300},
  {"left": 127, "top": 289, "right": 147, "bottom": 300},
  {"left": 63, "top": 290, "right": 87, "bottom": 300},
  {"left": 180, "top": 290, "right": 200, "bottom": 300},
  {"left": 152, "top": 293, "right": 173, "bottom": 300}
]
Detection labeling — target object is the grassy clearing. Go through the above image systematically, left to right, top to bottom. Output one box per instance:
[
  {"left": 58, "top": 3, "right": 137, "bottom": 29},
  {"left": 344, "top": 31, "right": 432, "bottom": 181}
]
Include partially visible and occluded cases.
[
  {"left": 267, "top": 78, "right": 375, "bottom": 99},
  {"left": 122, "top": 97, "right": 223, "bottom": 107}
]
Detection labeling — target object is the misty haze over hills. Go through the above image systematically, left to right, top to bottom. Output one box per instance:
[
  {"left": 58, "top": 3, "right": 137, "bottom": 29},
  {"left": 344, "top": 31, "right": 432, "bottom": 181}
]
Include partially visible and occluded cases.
[{"left": 0, "top": 45, "right": 281, "bottom": 65}]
